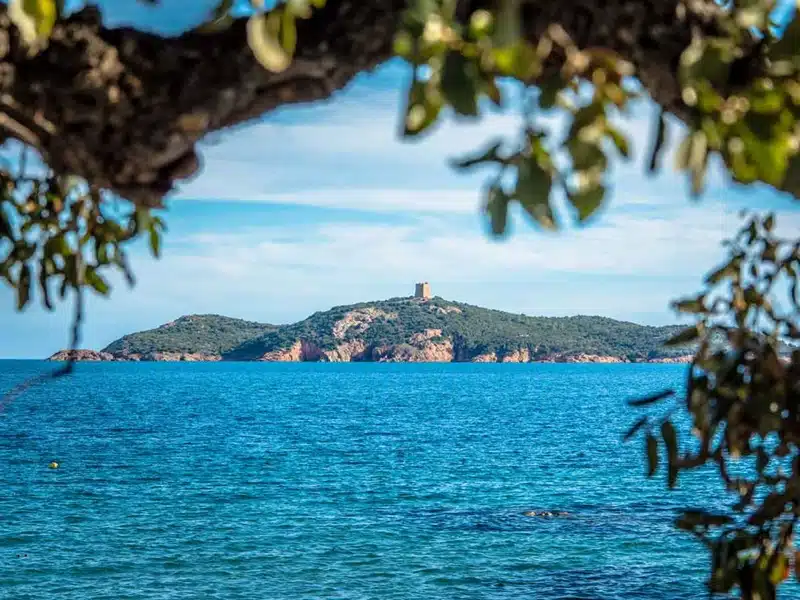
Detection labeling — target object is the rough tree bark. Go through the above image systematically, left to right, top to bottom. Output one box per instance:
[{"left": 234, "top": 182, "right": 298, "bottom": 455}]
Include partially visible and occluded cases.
[{"left": 0, "top": 1, "right": 745, "bottom": 208}]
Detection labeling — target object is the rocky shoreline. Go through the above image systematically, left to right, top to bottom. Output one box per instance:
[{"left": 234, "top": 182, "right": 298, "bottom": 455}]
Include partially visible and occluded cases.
[
  {"left": 47, "top": 347, "right": 693, "bottom": 364},
  {"left": 47, "top": 349, "right": 222, "bottom": 362}
]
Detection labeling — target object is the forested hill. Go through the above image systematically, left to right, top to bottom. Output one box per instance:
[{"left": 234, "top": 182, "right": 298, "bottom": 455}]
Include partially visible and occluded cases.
[
  {"left": 49, "top": 297, "right": 692, "bottom": 363},
  {"left": 223, "top": 297, "right": 688, "bottom": 363},
  {"left": 101, "top": 315, "right": 277, "bottom": 358}
]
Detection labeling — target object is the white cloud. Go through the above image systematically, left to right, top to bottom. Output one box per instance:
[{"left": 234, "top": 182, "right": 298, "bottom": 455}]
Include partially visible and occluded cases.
[
  {"left": 173, "top": 78, "right": 800, "bottom": 224},
  {"left": 175, "top": 114, "right": 524, "bottom": 205},
  {"left": 180, "top": 188, "right": 484, "bottom": 213},
  {"left": 158, "top": 200, "right": 795, "bottom": 288}
]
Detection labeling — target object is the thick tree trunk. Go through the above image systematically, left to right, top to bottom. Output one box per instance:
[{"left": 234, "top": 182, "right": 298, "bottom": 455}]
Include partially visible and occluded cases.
[{"left": 0, "top": 1, "right": 744, "bottom": 207}]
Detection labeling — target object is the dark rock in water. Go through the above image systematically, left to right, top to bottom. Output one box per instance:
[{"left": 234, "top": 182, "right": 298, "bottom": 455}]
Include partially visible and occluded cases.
[{"left": 523, "top": 510, "right": 570, "bottom": 518}]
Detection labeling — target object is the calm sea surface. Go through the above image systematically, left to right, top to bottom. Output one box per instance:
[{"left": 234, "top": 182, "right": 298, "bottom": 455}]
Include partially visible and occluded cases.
[{"left": 1, "top": 362, "right": 796, "bottom": 599}]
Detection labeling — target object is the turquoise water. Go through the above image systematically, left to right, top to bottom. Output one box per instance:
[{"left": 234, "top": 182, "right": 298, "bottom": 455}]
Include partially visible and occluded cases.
[{"left": 0, "top": 362, "right": 791, "bottom": 599}]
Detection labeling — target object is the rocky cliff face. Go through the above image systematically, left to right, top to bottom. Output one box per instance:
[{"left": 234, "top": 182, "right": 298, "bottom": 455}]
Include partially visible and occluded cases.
[
  {"left": 375, "top": 338, "right": 454, "bottom": 362},
  {"left": 323, "top": 339, "right": 369, "bottom": 362},
  {"left": 249, "top": 340, "right": 687, "bottom": 364},
  {"left": 256, "top": 340, "right": 320, "bottom": 362},
  {"left": 49, "top": 342, "right": 694, "bottom": 365},
  {"left": 501, "top": 348, "right": 531, "bottom": 363}
]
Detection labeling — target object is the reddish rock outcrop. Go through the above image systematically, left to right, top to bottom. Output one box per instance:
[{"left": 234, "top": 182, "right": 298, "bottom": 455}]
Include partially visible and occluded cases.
[
  {"left": 374, "top": 338, "right": 455, "bottom": 362},
  {"left": 323, "top": 339, "right": 368, "bottom": 362},
  {"left": 404, "top": 339, "right": 454, "bottom": 362},
  {"left": 258, "top": 340, "right": 322, "bottom": 362},
  {"left": 501, "top": 348, "right": 531, "bottom": 363},
  {"left": 48, "top": 349, "right": 115, "bottom": 362}
]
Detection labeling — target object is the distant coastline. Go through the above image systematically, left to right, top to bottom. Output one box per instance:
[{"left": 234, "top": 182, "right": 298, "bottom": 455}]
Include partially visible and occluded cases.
[
  {"left": 47, "top": 294, "right": 694, "bottom": 365},
  {"left": 47, "top": 348, "right": 693, "bottom": 364}
]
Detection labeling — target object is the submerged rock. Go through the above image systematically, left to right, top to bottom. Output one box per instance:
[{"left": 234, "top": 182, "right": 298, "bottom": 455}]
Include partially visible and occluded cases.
[{"left": 523, "top": 510, "right": 570, "bottom": 518}]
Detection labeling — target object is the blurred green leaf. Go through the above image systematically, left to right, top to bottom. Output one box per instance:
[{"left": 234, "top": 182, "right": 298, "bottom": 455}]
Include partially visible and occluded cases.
[
  {"left": 9, "top": 0, "right": 57, "bottom": 48},
  {"left": 281, "top": 9, "right": 297, "bottom": 55},
  {"left": 679, "top": 36, "right": 734, "bottom": 88},
  {"left": 441, "top": 52, "right": 480, "bottom": 116},
  {"left": 538, "top": 77, "right": 561, "bottom": 110},
  {"left": 403, "top": 78, "right": 442, "bottom": 136},
  {"left": 648, "top": 110, "right": 668, "bottom": 173},
  {"left": 607, "top": 128, "right": 630, "bottom": 159},
  {"left": 568, "top": 139, "right": 607, "bottom": 172},
  {"left": 452, "top": 141, "right": 504, "bottom": 170},
  {"left": 514, "top": 155, "right": 554, "bottom": 230},
  {"left": 568, "top": 184, "right": 606, "bottom": 222},
  {"left": 484, "top": 185, "right": 510, "bottom": 236},
  {"left": 149, "top": 227, "right": 162, "bottom": 258},
  {"left": 38, "top": 262, "right": 53, "bottom": 311},
  {"left": 16, "top": 263, "right": 31, "bottom": 310},
  {"left": 705, "top": 263, "right": 738, "bottom": 285},
  {"left": 85, "top": 267, "right": 110, "bottom": 295},
  {"left": 673, "top": 297, "right": 707, "bottom": 314},
  {"left": 665, "top": 325, "right": 701, "bottom": 347},
  {"left": 629, "top": 390, "right": 675, "bottom": 407},
  {"left": 624, "top": 416, "right": 649, "bottom": 441},
  {"left": 661, "top": 420, "right": 678, "bottom": 488},
  {"left": 646, "top": 434, "right": 658, "bottom": 477},
  {"left": 675, "top": 510, "right": 733, "bottom": 530},
  {"left": 769, "top": 553, "right": 789, "bottom": 586}
]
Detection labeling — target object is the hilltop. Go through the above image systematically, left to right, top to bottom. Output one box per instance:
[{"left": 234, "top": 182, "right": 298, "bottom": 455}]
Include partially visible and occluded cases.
[{"left": 48, "top": 297, "right": 692, "bottom": 363}]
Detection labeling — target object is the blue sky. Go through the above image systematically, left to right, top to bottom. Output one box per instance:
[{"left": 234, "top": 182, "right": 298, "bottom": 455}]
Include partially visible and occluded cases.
[{"left": 2, "top": 0, "right": 800, "bottom": 358}]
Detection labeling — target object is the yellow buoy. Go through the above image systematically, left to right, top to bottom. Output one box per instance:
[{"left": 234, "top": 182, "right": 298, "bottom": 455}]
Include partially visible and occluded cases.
[{"left": 48, "top": 461, "right": 59, "bottom": 469}]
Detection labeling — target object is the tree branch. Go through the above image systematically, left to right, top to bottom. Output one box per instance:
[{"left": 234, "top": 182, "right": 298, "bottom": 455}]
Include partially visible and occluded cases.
[
  {"left": 0, "top": 1, "right": 771, "bottom": 208},
  {"left": 0, "top": 2, "right": 404, "bottom": 206}
]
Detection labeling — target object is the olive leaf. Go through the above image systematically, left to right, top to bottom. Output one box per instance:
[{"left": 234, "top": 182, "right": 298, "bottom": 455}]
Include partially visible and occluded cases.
[
  {"left": 8, "top": 0, "right": 57, "bottom": 50},
  {"left": 247, "top": 12, "right": 292, "bottom": 73},
  {"left": 441, "top": 52, "right": 480, "bottom": 116},
  {"left": 568, "top": 184, "right": 606, "bottom": 222},
  {"left": 484, "top": 185, "right": 511, "bottom": 236},
  {"left": 646, "top": 433, "right": 659, "bottom": 477}
]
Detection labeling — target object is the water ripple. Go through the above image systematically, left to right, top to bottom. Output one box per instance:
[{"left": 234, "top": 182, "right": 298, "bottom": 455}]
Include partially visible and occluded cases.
[{"left": 0, "top": 362, "right": 794, "bottom": 599}]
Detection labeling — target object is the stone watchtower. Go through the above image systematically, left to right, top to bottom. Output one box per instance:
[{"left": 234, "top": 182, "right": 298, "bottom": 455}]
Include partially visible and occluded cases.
[{"left": 414, "top": 282, "right": 431, "bottom": 300}]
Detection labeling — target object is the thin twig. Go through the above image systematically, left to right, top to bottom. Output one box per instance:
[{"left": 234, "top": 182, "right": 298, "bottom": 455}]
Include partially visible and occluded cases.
[{"left": 0, "top": 273, "right": 85, "bottom": 411}]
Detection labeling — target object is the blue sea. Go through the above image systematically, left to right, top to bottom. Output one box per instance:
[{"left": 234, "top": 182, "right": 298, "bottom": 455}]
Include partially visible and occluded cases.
[{"left": 1, "top": 362, "right": 795, "bottom": 599}]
